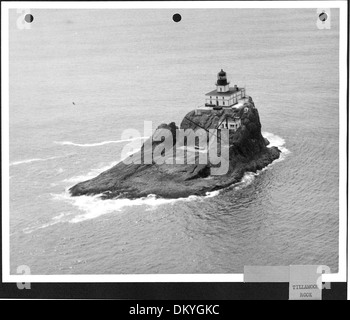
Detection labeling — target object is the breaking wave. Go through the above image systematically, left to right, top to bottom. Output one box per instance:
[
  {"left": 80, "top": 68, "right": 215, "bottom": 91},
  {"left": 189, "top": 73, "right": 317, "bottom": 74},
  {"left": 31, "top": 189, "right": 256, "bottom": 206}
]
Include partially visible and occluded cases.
[
  {"left": 263, "top": 131, "right": 291, "bottom": 161},
  {"left": 232, "top": 132, "right": 291, "bottom": 190},
  {"left": 55, "top": 137, "right": 148, "bottom": 147},
  {"left": 10, "top": 156, "right": 62, "bottom": 166},
  {"left": 51, "top": 190, "right": 218, "bottom": 224},
  {"left": 22, "top": 212, "right": 74, "bottom": 234}
]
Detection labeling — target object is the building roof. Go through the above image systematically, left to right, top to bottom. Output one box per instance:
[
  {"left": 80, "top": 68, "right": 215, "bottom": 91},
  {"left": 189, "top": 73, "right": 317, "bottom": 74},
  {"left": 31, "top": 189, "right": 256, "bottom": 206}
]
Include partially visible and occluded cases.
[
  {"left": 218, "top": 69, "right": 226, "bottom": 77},
  {"left": 205, "top": 87, "right": 241, "bottom": 96}
]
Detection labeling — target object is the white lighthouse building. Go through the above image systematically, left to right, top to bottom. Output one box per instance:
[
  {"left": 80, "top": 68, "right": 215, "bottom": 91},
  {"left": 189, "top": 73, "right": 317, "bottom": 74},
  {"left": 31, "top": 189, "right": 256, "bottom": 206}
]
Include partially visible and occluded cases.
[
  {"left": 205, "top": 69, "right": 246, "bottom": 109},
  {"left": 217, "top": 115, "right": 241, "bottom": 131}
]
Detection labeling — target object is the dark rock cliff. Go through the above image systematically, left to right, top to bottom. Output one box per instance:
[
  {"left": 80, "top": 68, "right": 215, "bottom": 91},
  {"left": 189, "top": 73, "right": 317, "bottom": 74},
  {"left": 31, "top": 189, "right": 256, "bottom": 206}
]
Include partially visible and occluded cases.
[{"left": 69, "top": 97, "right": 280, "bottom": 199}]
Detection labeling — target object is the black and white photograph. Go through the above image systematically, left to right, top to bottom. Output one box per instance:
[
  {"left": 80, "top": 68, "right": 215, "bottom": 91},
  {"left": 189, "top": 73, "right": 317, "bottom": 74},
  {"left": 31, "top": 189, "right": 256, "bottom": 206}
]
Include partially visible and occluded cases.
[{"left": 1, "top": 1, "right": 348, "bottom": 300}]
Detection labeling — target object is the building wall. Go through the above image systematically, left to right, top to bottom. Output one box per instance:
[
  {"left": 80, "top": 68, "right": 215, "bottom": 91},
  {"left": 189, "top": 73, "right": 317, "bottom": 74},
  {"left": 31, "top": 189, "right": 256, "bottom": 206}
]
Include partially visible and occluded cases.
[
  {"left": 217, "top": 85, "right": 229, "bottom": 92},
  {"left": 205, "top": 89, "right": 245, "bottom": 107},
  {"left": 206, "top": 97, "right": 234, "bottom": 107},
  {"left": 219, "top": 118, "right": 241, "bottom": 131},
  {"left": 228, "top": 119, "right": 241, "bottom": 131}
]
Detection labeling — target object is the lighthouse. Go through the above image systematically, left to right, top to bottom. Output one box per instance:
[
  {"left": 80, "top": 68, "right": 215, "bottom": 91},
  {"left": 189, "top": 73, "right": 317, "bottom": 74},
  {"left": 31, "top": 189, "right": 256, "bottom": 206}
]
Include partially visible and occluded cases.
[
  {"left": 205, "top": 69, "right": 246, "bottom": 109},
  {"left": 216, "top": 69, "right": 230, "bottom": 93}
]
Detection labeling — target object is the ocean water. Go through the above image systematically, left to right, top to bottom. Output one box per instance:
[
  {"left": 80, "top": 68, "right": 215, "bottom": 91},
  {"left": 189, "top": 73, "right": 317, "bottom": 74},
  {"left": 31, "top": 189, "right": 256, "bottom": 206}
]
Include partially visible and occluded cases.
[{"left": 8, "top": 9, "right": 339, "bottom": 274}]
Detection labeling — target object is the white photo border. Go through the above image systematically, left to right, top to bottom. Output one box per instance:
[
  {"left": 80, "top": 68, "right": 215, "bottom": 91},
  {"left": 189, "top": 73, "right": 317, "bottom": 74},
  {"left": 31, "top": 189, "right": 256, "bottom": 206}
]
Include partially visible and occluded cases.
[{"left": 1, "top": 1, "right": 348, "bottom": 283}]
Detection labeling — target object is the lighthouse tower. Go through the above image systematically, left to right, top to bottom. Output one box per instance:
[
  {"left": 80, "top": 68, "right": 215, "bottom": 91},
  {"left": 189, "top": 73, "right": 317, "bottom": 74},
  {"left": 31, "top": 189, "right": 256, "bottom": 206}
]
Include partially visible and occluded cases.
[
  {"left": 204, "top": 69, "right": 246, "bottom": 109},
  {"left": 216, "top": 69, "right": 230, "bottom": 93}
]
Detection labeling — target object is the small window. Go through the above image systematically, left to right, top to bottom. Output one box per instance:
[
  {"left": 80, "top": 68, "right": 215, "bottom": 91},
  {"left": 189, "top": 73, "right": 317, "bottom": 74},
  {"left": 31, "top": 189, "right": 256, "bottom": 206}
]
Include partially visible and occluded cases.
[{"left": 223, "top": 102, "right": 225, "bottom": 105}]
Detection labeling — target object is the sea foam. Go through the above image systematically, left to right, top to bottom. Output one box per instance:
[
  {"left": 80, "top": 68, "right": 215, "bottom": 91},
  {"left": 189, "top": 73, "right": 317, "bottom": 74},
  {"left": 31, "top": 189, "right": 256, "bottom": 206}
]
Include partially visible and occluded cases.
[
  {"left": 263, "top": 131, "right": 291, "bottom": 161},
  {"left": 232, "top": 132, "right": 291, "bottom": 190},
  {"left": 55, "top": 137, "right": 148, "bottom": 147},
  {"left": 10, "top": 156, "right": 61, "bottom": 166},
  {"left": 51, "top": 191, "right": 214, "bottom": 224},
  {"left": 22, "top": 212, "right": 74, "bottom": 234}
]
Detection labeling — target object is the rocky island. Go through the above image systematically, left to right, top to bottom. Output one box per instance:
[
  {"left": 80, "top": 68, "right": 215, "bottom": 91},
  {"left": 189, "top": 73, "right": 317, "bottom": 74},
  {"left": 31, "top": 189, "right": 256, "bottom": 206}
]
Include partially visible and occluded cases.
[{"left": 69, "top": 70, "right": 281, "bottom": 199}]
